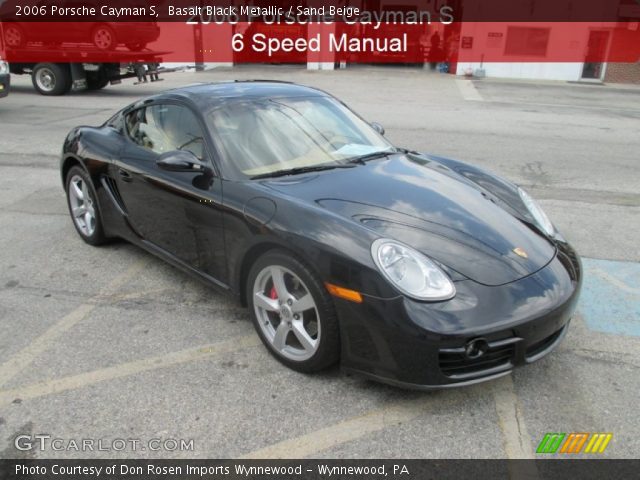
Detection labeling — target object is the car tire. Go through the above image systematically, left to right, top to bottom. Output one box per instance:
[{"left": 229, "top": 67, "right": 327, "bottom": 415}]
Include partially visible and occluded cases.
[
  {"left": 4, "top": 24, "right": 26, "bottom": 48},
  {"left": 92, "top": 25, "right": 117, "bottom": 50},
  {"left": 126, "top": 43, "right": 146, "bottom": 52},
  {"left": 31, "top": 63, "right": 71, "bottom": 96},
  {"left": 65, "top": 166, "right": 108, "bottom": 246},
  {"left": 247, "top": 250, "right": 340, "bottom": 373}
]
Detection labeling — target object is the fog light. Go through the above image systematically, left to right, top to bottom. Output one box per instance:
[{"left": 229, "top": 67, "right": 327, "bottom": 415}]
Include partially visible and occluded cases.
[{"left": 465, "top": 338, "right": 489, "bottom": 359}]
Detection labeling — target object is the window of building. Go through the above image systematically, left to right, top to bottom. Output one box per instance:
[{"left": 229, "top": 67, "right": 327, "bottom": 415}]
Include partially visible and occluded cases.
[{"left": 504, "top": 27, "right": 550, "bottom": 56}]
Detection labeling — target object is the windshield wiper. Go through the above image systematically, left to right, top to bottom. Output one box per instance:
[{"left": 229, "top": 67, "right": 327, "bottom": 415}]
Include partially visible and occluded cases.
[
  {"left": 396, "top": 147, "right": 418, "bottom": 155},
  {"left": 346, "top": 150, "right": 396, "bottom": 165},
  {"left": 250, "top": 164, "right": 356, "bottom": 180}
]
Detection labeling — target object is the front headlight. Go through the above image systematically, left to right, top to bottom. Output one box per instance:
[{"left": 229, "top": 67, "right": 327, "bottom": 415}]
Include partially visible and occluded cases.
[
  {"left": 0, "top": 61, "right": 8, "bottom": 75},
  {"left": 518, "top": 187, "right": 555, "bottom": 236},
  {"left": 371, "top": 239, "right": 456, "bottom": 301}
]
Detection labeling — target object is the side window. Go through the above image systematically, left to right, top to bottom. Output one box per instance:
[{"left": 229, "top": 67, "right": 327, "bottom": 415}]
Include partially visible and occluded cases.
[{"left": 125, "top": 104, "right": 206, "bottom": 159}]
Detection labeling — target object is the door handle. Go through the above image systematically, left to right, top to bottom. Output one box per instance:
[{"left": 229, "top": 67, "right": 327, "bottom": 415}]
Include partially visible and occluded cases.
[{"left": 118, "top": 169, "right": 133, "bottom": 182}]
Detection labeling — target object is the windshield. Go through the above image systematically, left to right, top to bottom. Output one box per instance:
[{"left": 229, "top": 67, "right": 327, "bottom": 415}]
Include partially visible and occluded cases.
[{"left": 208, "top": 96, "right": 394, "bottom": 178}]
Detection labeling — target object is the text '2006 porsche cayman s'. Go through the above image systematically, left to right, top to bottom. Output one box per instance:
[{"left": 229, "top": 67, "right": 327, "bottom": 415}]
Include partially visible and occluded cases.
[{"left": 60, "top": 81, "right": 582, "bottom": 389}]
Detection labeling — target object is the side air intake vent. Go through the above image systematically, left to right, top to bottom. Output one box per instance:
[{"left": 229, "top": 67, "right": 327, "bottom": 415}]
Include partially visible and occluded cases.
[{"left": 101, "top": 176, "right": 127, "bottom": 215}]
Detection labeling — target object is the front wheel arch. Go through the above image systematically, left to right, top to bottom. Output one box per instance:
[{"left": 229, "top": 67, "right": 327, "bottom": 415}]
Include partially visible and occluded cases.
[
  {"left": 238, "top": 241, "right": 292, "bottom": 306},
  {"left": 246, "top": 248, "right": 340, "bottom": 372}
]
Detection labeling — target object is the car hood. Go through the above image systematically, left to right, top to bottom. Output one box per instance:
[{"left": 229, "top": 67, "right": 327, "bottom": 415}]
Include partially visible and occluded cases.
[{"left": 263, "top": 154, "right": 556, "bottom": 286}]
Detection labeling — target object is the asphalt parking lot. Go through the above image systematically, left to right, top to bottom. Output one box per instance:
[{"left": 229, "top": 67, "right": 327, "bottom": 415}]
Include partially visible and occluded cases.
[{"left": 0, "top": 66, "right": 639, "bottom": 459}]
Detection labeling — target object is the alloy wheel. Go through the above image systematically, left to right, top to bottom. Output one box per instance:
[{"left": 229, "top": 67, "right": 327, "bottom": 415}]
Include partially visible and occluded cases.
[
  {"left": 5, "top": 26, "right": 23, "bottom": 47},
  {"left": 93, "top": 28, "right": 114, "bottom": 50},
  {"left": 68, "top": 175, "right": 96, "bottom": 237},
  {"left": 253, "top": 265, "right": 320, "bottom": 361}
]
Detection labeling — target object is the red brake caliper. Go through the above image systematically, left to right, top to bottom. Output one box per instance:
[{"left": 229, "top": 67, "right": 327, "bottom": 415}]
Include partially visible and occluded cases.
[{"left": 269, "top": 286, "right": 278, "bottom": 300}]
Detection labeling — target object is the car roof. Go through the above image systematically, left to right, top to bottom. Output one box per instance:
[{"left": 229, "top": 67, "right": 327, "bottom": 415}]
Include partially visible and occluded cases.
[{"left": 158, "top": 80, "right": 329, "bottom": 105}]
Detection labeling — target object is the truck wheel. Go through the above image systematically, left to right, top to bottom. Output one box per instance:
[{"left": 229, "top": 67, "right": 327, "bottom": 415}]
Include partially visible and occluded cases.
[
  {"left": 32, "top": 63, "right": 72, "bottom": 96},
  {"left": 86, "top": 72, "right": 109, "bottom": 90},
  {"left": 87, "top": 78, "right": 109, "bottom": 90}
]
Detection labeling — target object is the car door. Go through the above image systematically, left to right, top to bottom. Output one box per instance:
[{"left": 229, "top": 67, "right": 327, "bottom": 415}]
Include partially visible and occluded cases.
[{"left": 113, "top": 101, "right": 228, "bottom": 284}]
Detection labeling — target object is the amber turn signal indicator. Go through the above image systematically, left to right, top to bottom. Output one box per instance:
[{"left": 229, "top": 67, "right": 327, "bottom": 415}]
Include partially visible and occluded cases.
[{"left": 325, "top": 283, "right": 363, "bottom": 303}]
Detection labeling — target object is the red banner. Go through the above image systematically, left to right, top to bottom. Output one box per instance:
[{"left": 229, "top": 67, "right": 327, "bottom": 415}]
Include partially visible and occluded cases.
[
  {"left": 2, "top": 0, "right": 640, "bottom": 22},
  {"left": 2, "top": 21, "right": 640, "bottom": 64}
]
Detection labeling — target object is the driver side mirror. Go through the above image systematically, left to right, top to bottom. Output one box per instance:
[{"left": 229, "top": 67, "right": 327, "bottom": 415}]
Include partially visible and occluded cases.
[
  {"left": 371, "top": 122, "right": 385, "bottom": 136},
  {"left": 156, "top": 150, "right": 213, "bottom": 176}
]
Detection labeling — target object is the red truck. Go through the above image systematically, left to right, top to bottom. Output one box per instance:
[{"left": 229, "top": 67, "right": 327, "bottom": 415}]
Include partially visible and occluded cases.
[{"left": 1, "top": 21, "right": 166, "bottom": 95}]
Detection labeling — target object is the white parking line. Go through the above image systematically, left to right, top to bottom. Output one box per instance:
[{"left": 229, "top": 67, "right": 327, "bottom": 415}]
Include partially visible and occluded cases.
[
  {"left": 455, "top": 79, "right": 484, "bottom": 101},
  {"left": 0, "top": 258, "right": 149, "bottom": 389},
  {"left": 0, "top": 335, "right": 260, "bottom": 407},
  {"left": 491, "top": 375, "right": 540, "bottom": 479},
  {"left": 492, "top": 375, "right": 534, "bottom": 458},
  {"left": 240, "top": 396, "right": 433, "bottom": 459}
]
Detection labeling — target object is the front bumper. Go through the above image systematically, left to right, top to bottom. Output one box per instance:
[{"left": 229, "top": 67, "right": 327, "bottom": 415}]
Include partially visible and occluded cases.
[
  {"left": 0, "top": 74, "right": 9, "bottom": 98},
  {"left": 337, "top": 241, "right": 582, "bottom": 389}
]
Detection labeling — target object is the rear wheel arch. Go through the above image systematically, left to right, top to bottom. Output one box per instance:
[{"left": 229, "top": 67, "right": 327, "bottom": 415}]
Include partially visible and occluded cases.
[
  {"left": 61, "top": 155, "right": 86, "bottom": 187},
  {"left": 62, "top": 159, "right": 102, "bottom": 214},
  {"left": 64, "top": 165, "right": 108, "bottom": 245}
]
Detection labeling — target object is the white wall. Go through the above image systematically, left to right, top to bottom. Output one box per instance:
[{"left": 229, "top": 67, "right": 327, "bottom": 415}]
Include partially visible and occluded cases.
[
  {"left": 453, "top": 21, "right": 611, "bottom": 81},
  {"left": 455, "top": 62, "right": 584, "bottom": 81}
]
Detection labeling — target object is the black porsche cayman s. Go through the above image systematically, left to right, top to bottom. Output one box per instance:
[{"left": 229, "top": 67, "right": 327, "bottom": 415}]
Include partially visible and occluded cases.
[{"left": 60, "top": 81, "right": 582, "bottom": 389}]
